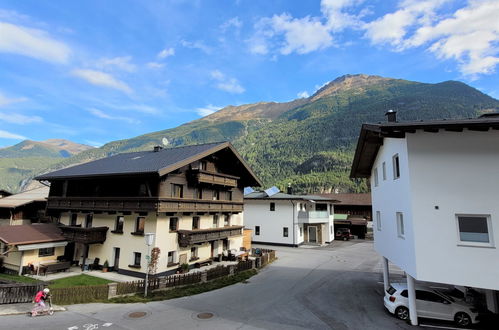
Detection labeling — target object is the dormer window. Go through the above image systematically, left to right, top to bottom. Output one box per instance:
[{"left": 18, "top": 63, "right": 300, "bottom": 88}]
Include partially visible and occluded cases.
[{"left": 172, "top": 184, "right": 183, "bottom": 198}]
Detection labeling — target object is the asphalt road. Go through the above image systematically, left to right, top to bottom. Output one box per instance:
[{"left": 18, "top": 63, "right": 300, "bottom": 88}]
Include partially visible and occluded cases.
[{"left": 1, "top": 241, "right": 417, "bottom": 330}]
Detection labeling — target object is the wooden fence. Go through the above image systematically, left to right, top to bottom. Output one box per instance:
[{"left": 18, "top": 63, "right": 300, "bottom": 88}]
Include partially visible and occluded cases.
[
  {"left": 235, "top": 260, "right": 253, "bottom": 273},
  {"left": 206, "top": 265, "right": 231, "bottom": 281},
  {"left": 163, "top": 272, "right": 201, "bottom": 288},
  {"left": 116, "top": 277, "right": 161, "bottom": 295},
  {"left": 0, "top": 282, "right": 46, "bottom": 304},
  {"left": 51, "top": 284, "right": 109, "bottom": 305}
]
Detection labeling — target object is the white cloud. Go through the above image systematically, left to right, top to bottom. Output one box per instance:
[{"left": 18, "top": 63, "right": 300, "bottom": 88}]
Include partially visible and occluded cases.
[
  {"left": 220, "top": 17, "right": 243, "bottom": 32},
  {"left": 0, "top": 22, "right": 71, "bottom": 64},
  {"left": 180, "top": 39, "right": 212, "bottom": 54},
  {"left": 157, "top": 47, "right": 175, "bottom": 58},
  {"left": 95, "top": 56, "right": 136, "bottom": 72},
  {"left": 147, "top": 62, "right": 165, "bottom": 69},
  {"left": 72, "top": 69, "right": 133, "bottom": 93},
  {"left": 210, "top": 70, "right": 245, "bottom": 94},
  {"left": 297, "top": 91, "right": 310, "bottom": 98},
  {"left": 0, "top": 92, "right": 27, "bottom": 107},
  {"left": 196, "top": 104, "right": 222, "bottom": 117},
  {"left": 87, "top": 108, "right": 138, "bottom": 124},
  {"left": 0, "top": 112, "right": 42, "bottom": 124},
  {"left": 0, "top": 129, "right": 26, "bottom": 140}
]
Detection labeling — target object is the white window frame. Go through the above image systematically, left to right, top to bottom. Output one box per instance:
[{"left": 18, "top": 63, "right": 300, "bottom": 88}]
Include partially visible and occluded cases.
[
  {"left": 373, "top": 167, "right": 379, "bottom": 187},
  {"left": 376, "top": 211, "right": 381, "bottom": 231},
  {"left": 396, "top": 212, "right": 405, "bottom": 239},
  {"left": 455, "top": 214, "right": 494, "bottom": 248}
]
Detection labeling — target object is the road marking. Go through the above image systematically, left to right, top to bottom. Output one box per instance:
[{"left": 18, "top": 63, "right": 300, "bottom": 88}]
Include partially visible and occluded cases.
[
  {"left": 102, "top": 323, "right": 113, "bottom": 327},
  {"left": 83, "top": 324, "right": 99, "bottom": 330},
  {"left": 419, "top": 324, "right": 470, "bottom": 330},
  {"left": 68, "top": 327, "right": 78, "bottom": 330}
]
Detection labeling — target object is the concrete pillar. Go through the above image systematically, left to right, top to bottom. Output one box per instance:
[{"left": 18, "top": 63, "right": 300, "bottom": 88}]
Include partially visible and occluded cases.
[
  {"left": 382, "top": 257, "right": 390, "bottom": 293},
  {"left": 251, "top": 259, "right": 256, "bottom": 269},
  {"left": 229, "top": 265, "right": 235, "bottom": 276},
  {"left": 200, "top": 271, "right": 207, "bottom": 283},
  {"left": 406, "top": 275, "right": 418, "bottom": 326},
  {"left": 159, "top": 277, "right": 167, "bottom": 289},
  {"left": 107, "top": 282, "right": 118, "bottom": 299},
  {"left": 485, "top": 290, "right": 499, "bottom": 313}
]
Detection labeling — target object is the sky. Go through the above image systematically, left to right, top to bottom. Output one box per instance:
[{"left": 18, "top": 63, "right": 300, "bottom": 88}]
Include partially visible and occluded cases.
[{"left": 0, "top": 0, "right": 498, "bottom": 148}]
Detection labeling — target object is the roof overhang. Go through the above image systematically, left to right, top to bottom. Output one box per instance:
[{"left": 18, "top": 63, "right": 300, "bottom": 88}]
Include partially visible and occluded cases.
[{"left": 16, "top": 241, "right": 68, "bottom": 251}]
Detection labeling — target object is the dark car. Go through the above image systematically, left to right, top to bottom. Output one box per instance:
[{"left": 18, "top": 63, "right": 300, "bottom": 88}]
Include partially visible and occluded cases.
[{"left": 335, "top": 228, "right": 354, "bottom": 241}]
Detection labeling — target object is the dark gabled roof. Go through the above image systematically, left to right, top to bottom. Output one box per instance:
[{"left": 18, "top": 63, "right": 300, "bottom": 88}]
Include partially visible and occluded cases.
[
  {"left": 350, "top": 115, "right": 499, "bottom": 178},
  {"left": 36, "top": 142, "right": 262, "bottom": 186},
  {"left": 244, "top": 191, "right": 338, "bottom": 202},
  {"left": 316, "top": 193, "right": 371, "bottom": 206},
  {"left": 0, "top": 224, "right": 65, "bottom": 245}
]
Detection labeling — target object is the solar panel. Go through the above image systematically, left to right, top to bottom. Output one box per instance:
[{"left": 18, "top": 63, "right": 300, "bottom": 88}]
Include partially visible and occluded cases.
[
  {"left": 264, "top": 186, "right": 280, "bottom": 197},
  {"left": 243, "top": 187, "right": 255, "bottom": 195}
]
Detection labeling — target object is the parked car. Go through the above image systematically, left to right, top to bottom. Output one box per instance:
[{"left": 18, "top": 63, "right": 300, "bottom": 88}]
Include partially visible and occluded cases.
[
  {"left": 335, "top": 228, "right": 353, "bottom": 241},
  {"left": 384, "top": 283, "right": 479, "bottom": 327}
]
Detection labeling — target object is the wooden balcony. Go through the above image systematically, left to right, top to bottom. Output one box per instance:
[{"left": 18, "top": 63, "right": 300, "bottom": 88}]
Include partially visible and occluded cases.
[
  {"left": 189, "top": 169, "right": 239, "bottom": 187},
  {"left": 47, "top": 197, "right": 158, "bottom": 212},
  {"left": 158, "top": 199, "right": 243, "bottom": 213},
  {"left": 59, "top": 225, "right": 109, "bottom": 244},
  {"left": 177, "top": 226, "right": 243, "bottom": 247}
]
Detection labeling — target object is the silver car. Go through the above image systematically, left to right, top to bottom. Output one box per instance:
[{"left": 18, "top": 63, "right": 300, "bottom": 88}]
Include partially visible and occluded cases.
[{"left": 384, "top": 283, "right": 479, "bottom": 327}]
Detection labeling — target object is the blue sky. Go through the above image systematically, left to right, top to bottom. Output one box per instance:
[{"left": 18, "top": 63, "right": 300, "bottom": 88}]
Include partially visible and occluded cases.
[{"left": 0, "top": 0, "right": 498, "bottom": 148}]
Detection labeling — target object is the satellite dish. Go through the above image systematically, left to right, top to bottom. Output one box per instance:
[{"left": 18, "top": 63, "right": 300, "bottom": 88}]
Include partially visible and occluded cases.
[
  {"left": 162, "top": 138, "right": 169, "bottom": 146},
  {"left": 264, "top": 186, "right": 280, "bottom": 197},
  {"left": 243, "top": 187, "right": 255, "bottom": 195}
]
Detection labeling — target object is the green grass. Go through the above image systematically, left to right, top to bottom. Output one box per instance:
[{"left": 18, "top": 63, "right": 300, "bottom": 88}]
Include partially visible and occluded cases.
[
  {"left": 109, "top": 269, "right": 258, "bottom": 303},
  {"left": 0, "top": 273, "right": 40, "bottom": 283},
  {"left": 49, "top": 274, "right": 113, "bottom": 288}
]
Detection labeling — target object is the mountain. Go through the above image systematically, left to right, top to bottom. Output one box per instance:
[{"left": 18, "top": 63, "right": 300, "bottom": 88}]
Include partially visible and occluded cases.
[
  {"left": 4, "top": 74, "right": 499, "bottom": 194},
  {"left": 0, "top": 139, "right": 93, "bottom": 158},
  {"left": 0, "top": 139, "right": 93, "bottom": 193}
]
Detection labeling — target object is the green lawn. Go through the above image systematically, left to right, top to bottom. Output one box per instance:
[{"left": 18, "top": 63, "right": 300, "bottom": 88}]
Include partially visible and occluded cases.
[
  {"left": 0, "top": 273, "right": 40, "bottom": 284},
  {"left": 49, "top": 274, "right": 113, "bottom": 288}
]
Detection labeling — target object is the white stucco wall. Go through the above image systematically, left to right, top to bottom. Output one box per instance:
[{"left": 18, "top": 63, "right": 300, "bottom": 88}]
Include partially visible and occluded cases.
[
  {"left": 407, "top": 130, "right": 499, "bottom": 290},
  {"left": 371, "top": 137, "right": 417, "bottom": 276}
]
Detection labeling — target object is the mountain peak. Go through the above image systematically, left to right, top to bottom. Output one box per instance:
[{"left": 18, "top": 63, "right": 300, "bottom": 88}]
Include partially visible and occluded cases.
[{"left": 311, "top": 74, "right": 395, "bottom": 101}]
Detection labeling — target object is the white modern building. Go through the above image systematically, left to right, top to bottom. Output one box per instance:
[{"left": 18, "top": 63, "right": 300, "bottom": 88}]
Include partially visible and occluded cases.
[
  {"left": 350, "top": 111, "right": 499, "bottom": 325},
  {"left": 244, "top": 190, "right": 336, "bottom": 246}
]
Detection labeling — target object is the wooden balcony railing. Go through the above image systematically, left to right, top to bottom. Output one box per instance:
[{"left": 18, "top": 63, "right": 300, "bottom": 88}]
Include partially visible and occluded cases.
[
  {"left": 189, "top": 169, "right": 239, "bottom": 188},
  {"left": 159, "top": 199, "right": 243, "bottom": 213},
  {"left": 59, "top": 225, "right": 109, "bottom": 244},
  {"left": 177, "top": 226, "right": 243, "bottom": 247}
]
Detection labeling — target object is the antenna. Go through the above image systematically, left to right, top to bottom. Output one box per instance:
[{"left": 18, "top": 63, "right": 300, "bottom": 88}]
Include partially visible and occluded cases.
[
  {"left": 264, "top": 186, "right": 280, "bottom": 197},
  {"left": 243, "top": 187, "right": 255, "bottom": 195}
]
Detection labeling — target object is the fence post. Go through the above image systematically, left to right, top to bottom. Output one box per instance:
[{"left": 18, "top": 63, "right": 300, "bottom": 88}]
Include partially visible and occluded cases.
[
  {"left": 255, "top": 257, "right": 261, "bottom": 268},
  {"left": 251, "top": 259, "right": 256, "bottom": 269},
  {"left": 229, "top": 265, "right": 235, "bottom": 276},
  {"left": 201, "top": 271, "right": 208, "bottom": 283},
  {"left": 159, "top": 277, "right": 167, "bottom": 289},
  {"left": 107, "top": 282, "right": 118, "bottom": 299}
]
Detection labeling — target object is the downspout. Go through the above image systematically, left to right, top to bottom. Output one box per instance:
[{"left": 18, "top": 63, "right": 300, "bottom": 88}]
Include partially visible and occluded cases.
[{"left": 290, "top": 200, "right": 296, "bottom": 247}]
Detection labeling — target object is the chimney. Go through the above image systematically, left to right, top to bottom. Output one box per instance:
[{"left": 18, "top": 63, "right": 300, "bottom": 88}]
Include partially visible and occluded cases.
[
  {"left": 385, "top": 109, "right": 397, "bottom": 122},
  {"left": 153, "top": 146, "right": 163, "bottom": 152},
  {"left": 287, "top": 183, "right": 293, "bottom": 195}
]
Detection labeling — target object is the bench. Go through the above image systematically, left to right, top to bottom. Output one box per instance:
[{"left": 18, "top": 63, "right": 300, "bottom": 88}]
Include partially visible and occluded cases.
[
  {"left": 194, "top": 259, "right": 213, "bottom": 268},
  {"left": 40, "top": 261, "right": 71, "bottom": 274}
]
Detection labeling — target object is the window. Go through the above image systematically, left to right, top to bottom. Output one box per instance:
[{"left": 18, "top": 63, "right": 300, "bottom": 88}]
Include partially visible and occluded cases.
[
  {"left": 393, "top": 154, "right": 400, "bottom": 179},
  {"left": 200, "top": 160, "right": 207, "bottom": 170},
  {"left": 382, "top": 162, "right": 387, "bottom": 180},
  {"left": 373, "top": 167, "right": 379, "bottom": 186},
  {"left": 172, "top": 184, "right": 183, "bottom": 198},
  {"left": 194, "top": 188, "right": 202, "bottom": 199},
  {"left": 213, "top": 190, "right": 220, "bottom": 200},
  {"left": 225, "top": 191, "right": 232, "bottom": 201},
  {"left": 270, "top": 202, "right": 275, "bottom": 211},
  {"left": 329, "top": 204, "right": 333, "bottom": 215},
  {"left": 376, "top": 211, "right": 381, "bottom": 231},
  {"left": 396, "top": 212, "right": 404, "bottom": 238},
  {"left": 70, "top": 213, "right": 78, "bottom": 226},
  {"left": 85, "top": 214, "right": 93, "bottom": 228},
  {"left": 224, "top": 214, "right": 230, "bottom": 227},
  {"left": 212, "top": 215, "right": 219, "bottom": 228},
  {"left": 456, "top": 215, "right": 493, "bottom": 246},
  {"left": 114, "top": 216, "right": 124, "bottom": 233},
  {"left": 192, "top": 216, "right": 200, "bottom": 230},
  {"left": 134, "top": 217, "right": 145, "bottom": 234},
  {"left": 169, "top": 217, "right": 178, "bottom": 232},
  {"left": 330, "top": 225, "right": 333, "bottom": 234},
  {"left": 255, "top": 226, "right": 260, "bottom": 236},
  {"left": 283, "top": 227, "right": 289, "bottom": 237},
  {"left": 300, "top": 227, "right": 303, "bottom": 236},
  {"left": 38, "top": 247, "right": 54, "bottom": 257},
  {"left": 190, "top": 247, "right": 198, "bottom": 260},
  {"left": 167, "top": 251, "right": 177, "bottom": 266},
  {"left": 133, "top": 252, "right": 141, "bottom": 267},
  {"left": 416, "top": 290, "right": 448, "bottom": 304}
]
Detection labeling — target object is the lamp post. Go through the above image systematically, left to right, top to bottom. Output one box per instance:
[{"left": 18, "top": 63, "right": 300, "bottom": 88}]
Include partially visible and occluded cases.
[{"left": 144, "top": 233, "right": 155, "bottom": 297}]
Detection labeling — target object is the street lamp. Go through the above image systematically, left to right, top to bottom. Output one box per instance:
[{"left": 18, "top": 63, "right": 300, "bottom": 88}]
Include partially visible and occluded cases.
[{"left": 144, "top": 233, "right": 155, "bottom": 297}]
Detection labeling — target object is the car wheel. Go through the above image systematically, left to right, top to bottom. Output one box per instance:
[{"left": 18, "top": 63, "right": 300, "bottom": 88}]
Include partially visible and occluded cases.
[
  {"left": 343, "top": 237, "right": 347, "bottom": 241},
  {"left": 395, "top": 306, "right": 409, "bottom": 320},
  {"left": 454, "top": 312, "right": 471, "bottom": 327}
]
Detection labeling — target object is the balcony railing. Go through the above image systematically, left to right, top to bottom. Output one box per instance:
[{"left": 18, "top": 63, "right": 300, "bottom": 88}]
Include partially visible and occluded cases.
[
  {"left": 189, "top": 169, "right": 239, "bottom": 187},
  {"left": 159, "top": 199, "right": 243, "bottom": 213},
  {"left": 297, "top": 211, "right": 332, "bottom": 224},
  {"left": 59, "top": 225, "right": 109, "bottom": 244},
  {"left": 177, "top": 226, "right": 243, "bottom": 247}
]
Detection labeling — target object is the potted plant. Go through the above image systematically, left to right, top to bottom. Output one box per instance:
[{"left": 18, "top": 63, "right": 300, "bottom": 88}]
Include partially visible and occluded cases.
[
  {"left": 102, "top": 260, "right": 109, "bottom": 272},
  {"left": 180, "top": 263, "right": 189, "bottom": 273}
]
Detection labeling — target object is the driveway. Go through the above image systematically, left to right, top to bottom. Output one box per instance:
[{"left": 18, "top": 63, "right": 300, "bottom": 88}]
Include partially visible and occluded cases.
[{"left": 1, "top": 241, "right": 416, "bottom": 330}]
